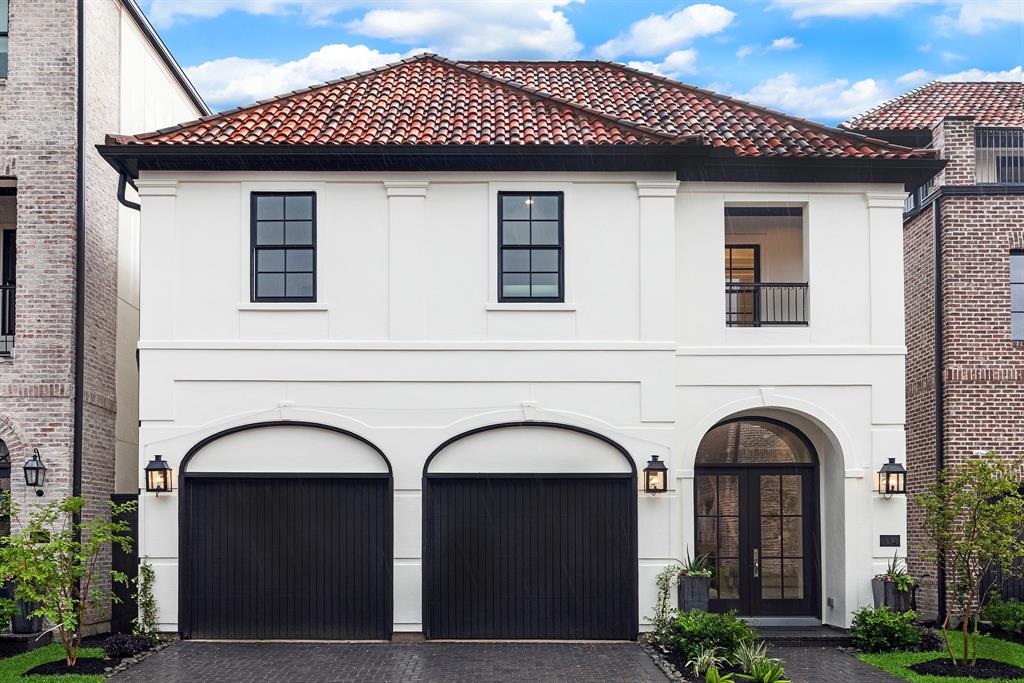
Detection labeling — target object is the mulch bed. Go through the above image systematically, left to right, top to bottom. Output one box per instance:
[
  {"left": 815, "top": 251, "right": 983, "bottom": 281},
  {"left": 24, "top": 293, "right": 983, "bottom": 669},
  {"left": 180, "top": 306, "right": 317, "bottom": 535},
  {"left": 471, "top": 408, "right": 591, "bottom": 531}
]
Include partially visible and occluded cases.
[
  {"left": 22, "top": 656, "right": 120, "bottom": 677},
  {"left": 909, "top": 657, "right": 1024, "bottom": 680}
]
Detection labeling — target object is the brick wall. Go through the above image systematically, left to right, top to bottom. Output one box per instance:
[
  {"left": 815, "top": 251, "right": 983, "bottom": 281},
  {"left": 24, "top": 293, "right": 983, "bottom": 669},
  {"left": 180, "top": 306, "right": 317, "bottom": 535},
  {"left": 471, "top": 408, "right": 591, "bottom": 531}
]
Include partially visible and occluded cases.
[
  {"left": 0, "top": 0, "right": 121, "bottom": 632},
  {"left": 904, "top": 187, "right": 1024, "bottom": 619},
  {"left": 903, "top": 202, "right": 938, "bottom": 619}
]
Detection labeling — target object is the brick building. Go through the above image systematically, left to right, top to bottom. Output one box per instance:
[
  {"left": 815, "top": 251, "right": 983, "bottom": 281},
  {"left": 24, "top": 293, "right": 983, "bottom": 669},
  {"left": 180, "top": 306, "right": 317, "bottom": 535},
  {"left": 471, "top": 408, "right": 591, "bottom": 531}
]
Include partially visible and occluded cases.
[
  {"left": 0, "top": 0, "right": 205, "bottom": 633},
  {"left": 844, "top": 81, "right": 1024, "bottom": 621}
]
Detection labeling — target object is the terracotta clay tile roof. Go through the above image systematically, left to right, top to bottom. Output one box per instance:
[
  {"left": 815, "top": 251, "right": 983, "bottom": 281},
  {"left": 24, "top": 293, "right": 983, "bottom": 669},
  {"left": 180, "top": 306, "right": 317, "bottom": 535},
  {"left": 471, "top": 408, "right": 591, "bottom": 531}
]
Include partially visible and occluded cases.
[
  {"left": 109, "top": 54, "right": 929, "bottom": 160},
  {"left": 842, "top": 81, "right": 1024, "bottom": 132}
]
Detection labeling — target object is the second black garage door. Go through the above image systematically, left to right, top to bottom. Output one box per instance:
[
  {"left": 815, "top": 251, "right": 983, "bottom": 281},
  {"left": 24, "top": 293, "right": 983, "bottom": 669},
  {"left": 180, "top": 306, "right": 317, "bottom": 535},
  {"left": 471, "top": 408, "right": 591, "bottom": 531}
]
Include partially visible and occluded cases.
[
  {"left": 180, "top": 476, "right": 392, "bottom": 640},
  {"left": 424, "top": 476, "right": 638, "bottom": 640}
]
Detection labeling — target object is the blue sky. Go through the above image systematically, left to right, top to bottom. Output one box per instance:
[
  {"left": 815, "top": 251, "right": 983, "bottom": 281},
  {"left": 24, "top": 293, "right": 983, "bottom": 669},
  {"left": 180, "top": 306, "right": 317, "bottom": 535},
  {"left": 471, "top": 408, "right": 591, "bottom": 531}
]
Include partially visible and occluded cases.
[{"left": 141, "top": 0, "right": 1023, "bottom": 125}]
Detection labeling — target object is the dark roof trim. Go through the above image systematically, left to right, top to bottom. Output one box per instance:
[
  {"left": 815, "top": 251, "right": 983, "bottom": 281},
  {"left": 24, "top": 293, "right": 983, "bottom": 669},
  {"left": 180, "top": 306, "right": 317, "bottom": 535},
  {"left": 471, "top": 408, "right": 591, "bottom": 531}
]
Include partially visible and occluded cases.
[
  {"left": 119, "top": 0, "right": 210, "bottom": 116},
  {"left": 846, "top": 128, "right": 934, "bottom": 150},
  {"left": 97, "top": 142, "right": 945, "bottom": 192},
  {"left": 97, "top": 143, "right": 711, "bottom": 177},
  {"left": 903, "top": 183, "right": 1024, "bottom": 222}
]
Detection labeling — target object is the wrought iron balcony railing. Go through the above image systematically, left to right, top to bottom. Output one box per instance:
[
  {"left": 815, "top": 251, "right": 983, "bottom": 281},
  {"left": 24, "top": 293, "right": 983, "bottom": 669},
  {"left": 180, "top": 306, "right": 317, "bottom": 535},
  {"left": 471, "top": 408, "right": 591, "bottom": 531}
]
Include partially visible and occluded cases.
[
  {"left": 976, "top": 127, "right": 1024, "bottom": 185},
  {"left": 726, "top": 282, "right": 809, "bottom": 327},
  {"left": 0, "top": 283, "right": 13, "bottom": 355}
]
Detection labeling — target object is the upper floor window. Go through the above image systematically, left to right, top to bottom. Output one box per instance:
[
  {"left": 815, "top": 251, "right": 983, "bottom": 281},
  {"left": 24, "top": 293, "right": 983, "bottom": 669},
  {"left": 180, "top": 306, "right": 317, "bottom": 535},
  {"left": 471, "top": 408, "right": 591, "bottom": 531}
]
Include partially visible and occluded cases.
[
  {"left": 0, "top": 0, "right": 9, "bottom": 78},
  {"left": 977, "top": 128, "right": 1024, "bottom": 185},
  {"left": 250, "top": 192, "right": 316, "bottom": 302},
  {"left": 498, "top": 192, "right": 563, "bottom": 302},
  {"left": 1012, "top": 251, "right": 1024, "bottom": 341}
]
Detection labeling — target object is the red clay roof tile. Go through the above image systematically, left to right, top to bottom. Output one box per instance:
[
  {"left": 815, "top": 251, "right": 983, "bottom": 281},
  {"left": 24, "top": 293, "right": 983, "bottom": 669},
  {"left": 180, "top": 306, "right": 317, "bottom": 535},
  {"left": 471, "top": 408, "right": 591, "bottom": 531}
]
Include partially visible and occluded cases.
[
  {"left": 108, "top": 54, "right": 930, "bottom": 160},
  {"left": 843, "top": 81, "right": 1024, "bottom": 132}
]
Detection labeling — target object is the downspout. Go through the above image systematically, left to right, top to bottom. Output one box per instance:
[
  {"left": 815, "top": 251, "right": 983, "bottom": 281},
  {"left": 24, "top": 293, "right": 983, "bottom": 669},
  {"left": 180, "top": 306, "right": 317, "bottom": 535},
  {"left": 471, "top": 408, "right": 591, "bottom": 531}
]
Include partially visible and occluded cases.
[
  {"left": 73, "top": 0, "right": 85, "bottom": 509},
  {"left": 117, "top": 173, "right": 140, "bottom": 211},
  {"left": 933, "top": 196, "right": 946, "bottom": 624}
]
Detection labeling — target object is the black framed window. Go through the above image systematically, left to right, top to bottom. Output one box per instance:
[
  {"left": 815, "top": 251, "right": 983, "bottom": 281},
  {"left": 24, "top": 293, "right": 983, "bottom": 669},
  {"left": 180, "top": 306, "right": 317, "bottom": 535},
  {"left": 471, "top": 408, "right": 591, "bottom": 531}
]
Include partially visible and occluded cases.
[
  {"left": 0, "top": 0, "right": 9, "bottom": 78},
  {"left": 251, "top": 192, "right": 316, "bottom": 302},
  {"left": 498, "top": 192, "right": 563, "bottom": 302},
  {"left": 1012, "top": 251, "right": 1024, "bottom": 340}
]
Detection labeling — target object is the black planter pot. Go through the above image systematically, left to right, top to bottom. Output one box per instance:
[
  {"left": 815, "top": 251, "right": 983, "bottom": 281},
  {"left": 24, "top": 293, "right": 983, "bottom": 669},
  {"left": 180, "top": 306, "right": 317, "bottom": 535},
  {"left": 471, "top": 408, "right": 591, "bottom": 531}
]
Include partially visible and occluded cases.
[
  {"left": 677, "top": 575, "right": 711, "bottom": 613},
  {"left": 871, "top": 578, "right": 913, "bottom": 613}
]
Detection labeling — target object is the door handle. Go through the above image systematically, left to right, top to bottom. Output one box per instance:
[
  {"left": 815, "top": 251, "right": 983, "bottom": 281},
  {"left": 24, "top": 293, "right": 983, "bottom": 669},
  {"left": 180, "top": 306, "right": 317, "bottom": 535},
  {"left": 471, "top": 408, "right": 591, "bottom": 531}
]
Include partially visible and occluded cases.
[{"left": 753, "top": 549, "right": 760, "bottom": 579}]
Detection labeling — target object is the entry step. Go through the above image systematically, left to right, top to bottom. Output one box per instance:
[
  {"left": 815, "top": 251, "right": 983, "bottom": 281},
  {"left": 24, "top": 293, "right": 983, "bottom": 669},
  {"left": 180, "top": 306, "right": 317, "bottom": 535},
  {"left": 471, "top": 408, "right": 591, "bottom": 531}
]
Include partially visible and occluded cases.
[{"left": 756, "top": 626, "right": 853, "bottom": 647}]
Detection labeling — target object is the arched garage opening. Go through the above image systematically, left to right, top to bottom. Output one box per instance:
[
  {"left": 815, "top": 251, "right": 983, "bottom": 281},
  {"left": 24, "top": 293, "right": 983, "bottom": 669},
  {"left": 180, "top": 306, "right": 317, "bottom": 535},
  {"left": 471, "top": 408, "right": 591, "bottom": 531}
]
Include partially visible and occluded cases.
[
  {"left": 178, "top": 422, "right": 393, "bottom": 640},
  {"left": 423, "top": 422, "right": 638, "bottom": 640}
]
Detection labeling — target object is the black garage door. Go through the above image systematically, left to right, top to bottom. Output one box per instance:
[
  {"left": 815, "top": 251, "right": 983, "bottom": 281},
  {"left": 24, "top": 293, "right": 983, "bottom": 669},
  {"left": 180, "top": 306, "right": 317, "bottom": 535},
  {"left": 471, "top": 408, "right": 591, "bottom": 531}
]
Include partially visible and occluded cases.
[
  {"left": 181, "top": 476, "right": 392, "bottom": 640},
  {"left": 424, "top": 476, "right": 637, "bottom": 640}
]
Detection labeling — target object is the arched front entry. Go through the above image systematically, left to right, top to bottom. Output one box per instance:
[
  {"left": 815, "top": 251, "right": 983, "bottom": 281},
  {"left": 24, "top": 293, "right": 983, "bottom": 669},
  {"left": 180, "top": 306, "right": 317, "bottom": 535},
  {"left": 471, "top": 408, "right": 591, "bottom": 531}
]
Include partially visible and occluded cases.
[
  {"left": 695, "top": 417, "right": 821, "bottom": 618},
  {"left": 178, "top": 422, "right": 393, "bottom": 640},
  {"left": 423, "top": 422, "right": 638, "bottom": 640}
]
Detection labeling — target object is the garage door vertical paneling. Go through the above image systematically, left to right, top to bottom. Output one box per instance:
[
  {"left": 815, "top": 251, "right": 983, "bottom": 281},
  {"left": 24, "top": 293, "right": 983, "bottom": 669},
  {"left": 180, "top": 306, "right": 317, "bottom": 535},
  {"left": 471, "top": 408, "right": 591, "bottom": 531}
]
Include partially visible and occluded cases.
[
  {"left": 182, "top": 476, "right": 391, "bottom": 640},
  {"left": 425, "top": 476, "right": 637, "bottom": 640}
]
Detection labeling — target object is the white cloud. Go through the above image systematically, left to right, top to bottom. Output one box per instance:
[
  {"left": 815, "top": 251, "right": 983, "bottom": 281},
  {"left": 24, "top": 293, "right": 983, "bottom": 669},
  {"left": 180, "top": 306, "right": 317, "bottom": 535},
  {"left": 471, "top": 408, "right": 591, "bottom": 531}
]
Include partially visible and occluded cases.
[
  {"left": 770, "top": 0, "right": 932, "bottom": 19},
  {"left": 948, "top": 0, "right": 1024, "bottom": 34},
  {"left": 149, "top": 1, "right": 584, "bottom": 59},
  {"left": 346, "top": 1, "right": 583, "bottom": 59},
  {"left": 596, "top": 4, "right": 735, "bottom": 58},
  {"left": 769, "top": 36, "right": 801, "bottom": 51},
  {"left": 185, "top": 43, "right": 405, "bottom": 107},
  {"left": 918, "top": 43, "right": 933, "bottom": 53},
  {"left": 736, "top": 45, "right": 756, "bottom": 59},
  {"left": 626, "top": 50, "right": 700, "bottom": 79},
  {"left": 940, "top": 50, "right": 964, "bottom": 63},
  {"left": 739, "top": 64, "right": 1024, "bottom": 123},
  {"left": 939, "top": 65, "right": 1024, "bottom": 82},
  {"left": 738, "top": 73, "right": 891, "bottom": 120}
]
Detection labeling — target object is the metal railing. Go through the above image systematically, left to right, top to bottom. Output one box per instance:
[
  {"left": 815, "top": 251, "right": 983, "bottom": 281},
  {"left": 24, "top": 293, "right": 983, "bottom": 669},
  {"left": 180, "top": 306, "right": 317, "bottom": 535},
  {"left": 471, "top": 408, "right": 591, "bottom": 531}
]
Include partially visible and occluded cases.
[
  {"left": 976, "top": 127, "right": 1024, "bottom": 185},
  {"left": 726, "top": 282, "right": 808, "bottom": 327},
  {"left": 0, "top": 283, "right": 12, "bottom": 355}
]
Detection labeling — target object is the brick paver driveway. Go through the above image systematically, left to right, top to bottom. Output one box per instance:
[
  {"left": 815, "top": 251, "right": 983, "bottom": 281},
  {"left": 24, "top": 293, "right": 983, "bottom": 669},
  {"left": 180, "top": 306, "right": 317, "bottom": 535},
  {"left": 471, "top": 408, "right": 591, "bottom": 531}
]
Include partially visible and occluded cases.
[
  {"left": 109, "top": 641, "right": 669, "bottom": 682},
  {"left": 777, "top": 646, "right": 903, "bottom": 683}
]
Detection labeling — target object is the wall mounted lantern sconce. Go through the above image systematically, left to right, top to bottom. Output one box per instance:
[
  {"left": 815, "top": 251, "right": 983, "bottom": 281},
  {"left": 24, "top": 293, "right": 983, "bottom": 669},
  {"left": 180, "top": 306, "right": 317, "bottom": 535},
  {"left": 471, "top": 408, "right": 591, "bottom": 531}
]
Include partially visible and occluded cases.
[
  {"left": 23, "top": 449, "right": 46, "bottom": 497},
  {"left": 145, "top": 455, "right": 173, "bottom": 494},
  {"left": 644, "top": 455, "right": 669, "bottom": 494},
  {"left": 875, "top": 458, "right": 907, "bottom": 500}
]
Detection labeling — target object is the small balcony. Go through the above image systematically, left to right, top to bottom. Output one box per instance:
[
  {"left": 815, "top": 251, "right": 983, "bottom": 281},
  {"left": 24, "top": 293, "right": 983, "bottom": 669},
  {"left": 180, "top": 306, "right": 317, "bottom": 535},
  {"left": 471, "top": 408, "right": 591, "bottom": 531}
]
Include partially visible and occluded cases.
[
  {"left": 976, "top": 128, "right": 1024, "bottom": 185},
  {"left": 725, "top": 206, "right": 808, "bottom": 327},
  {"left": 726, "top": 281, "right": 809, "bottom": 327},
  {"left": 0, "top": 282, "right": 11, "bottom": 355}
]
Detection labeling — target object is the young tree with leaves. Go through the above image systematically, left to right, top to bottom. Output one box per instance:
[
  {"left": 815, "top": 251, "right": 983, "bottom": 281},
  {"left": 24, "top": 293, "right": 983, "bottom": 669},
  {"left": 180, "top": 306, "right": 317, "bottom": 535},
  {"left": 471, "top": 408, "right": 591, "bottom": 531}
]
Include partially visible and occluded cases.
[
  {"left": 914, "top": 452, "right": 1024, "bottom": 666},
  {"left": 0, "top": 495, "right": 136, "bottom": 666}
]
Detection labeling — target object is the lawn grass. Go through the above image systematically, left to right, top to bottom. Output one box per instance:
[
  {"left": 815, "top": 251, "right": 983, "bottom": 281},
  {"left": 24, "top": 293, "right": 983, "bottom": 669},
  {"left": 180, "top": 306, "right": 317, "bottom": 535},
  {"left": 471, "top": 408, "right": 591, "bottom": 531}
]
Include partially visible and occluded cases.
[
  {"left": 859, "top": 631, "right": 1024, "bottom": 682},
  {"left": 0, "top": 644, "right": 104, "bottom": 683}
]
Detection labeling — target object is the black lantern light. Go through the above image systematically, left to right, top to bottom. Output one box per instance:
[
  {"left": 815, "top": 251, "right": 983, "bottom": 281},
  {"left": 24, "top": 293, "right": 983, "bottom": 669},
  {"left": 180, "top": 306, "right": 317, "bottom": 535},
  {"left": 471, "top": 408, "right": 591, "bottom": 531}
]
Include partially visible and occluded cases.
[
  {"left": 23, "top": 448, "right": 46, "bottom": 496},
  {"left": 145, "top": 455, "right": 173, "bottom": 494},
  {"left": 644, "top": 455, "right": 669, "bottom": 494},
  {"left": 875, "top": 458, "right": 907, "bottom": 499}
]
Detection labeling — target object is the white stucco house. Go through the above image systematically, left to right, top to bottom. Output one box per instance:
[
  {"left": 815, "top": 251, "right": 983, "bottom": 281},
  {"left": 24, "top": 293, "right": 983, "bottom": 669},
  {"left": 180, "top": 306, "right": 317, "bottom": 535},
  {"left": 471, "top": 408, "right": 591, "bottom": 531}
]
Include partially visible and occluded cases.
[{"left": 99, "top": 54, "right": 942, "bottom": 640}]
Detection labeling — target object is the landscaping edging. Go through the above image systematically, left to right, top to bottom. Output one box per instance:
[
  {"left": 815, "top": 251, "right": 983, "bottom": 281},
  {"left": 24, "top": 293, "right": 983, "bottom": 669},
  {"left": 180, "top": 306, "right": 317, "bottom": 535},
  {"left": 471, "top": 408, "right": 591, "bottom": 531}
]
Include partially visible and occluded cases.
[
  {"left": 103, "top": 639, "right": 176, "bottom": 678},
  {"left": 640, "top": 642, "right": 686, "bottom": 682}
]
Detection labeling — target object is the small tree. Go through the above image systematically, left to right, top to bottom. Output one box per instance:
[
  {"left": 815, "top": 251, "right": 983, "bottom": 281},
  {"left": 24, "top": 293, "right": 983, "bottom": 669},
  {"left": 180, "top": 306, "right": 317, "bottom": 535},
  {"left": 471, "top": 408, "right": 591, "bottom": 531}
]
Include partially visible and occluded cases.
[
  {"left": 914, "top": 452, "right": 1024, "bottom": 666},
  {"left": 0, "top": 495, "right": 136, "bottom": 666}
]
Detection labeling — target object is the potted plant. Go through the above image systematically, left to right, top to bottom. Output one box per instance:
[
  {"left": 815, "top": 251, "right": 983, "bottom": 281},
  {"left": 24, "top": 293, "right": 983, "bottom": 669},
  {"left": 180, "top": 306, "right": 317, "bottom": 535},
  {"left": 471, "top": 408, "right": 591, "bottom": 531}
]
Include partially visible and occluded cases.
[
  {"left": 677, "top": 549, "right": 713, "bottom": 613},
  {"left": 872, "top": 552, "right": 916, "bottom": 613}
]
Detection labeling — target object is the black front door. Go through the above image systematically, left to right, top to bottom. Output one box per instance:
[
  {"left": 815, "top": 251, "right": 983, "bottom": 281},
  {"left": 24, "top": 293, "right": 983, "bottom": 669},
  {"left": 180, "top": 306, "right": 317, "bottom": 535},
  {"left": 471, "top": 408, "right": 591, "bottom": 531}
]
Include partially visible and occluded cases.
[{"left": 696, "top": 467, "right": 819, "bottom": 617}]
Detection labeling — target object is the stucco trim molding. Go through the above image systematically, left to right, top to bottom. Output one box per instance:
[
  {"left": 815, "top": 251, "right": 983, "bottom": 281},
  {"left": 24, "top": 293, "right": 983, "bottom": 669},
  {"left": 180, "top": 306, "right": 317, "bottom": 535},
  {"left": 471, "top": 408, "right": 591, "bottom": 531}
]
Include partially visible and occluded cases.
[{"left": 383, "top": 180, "right": 430, "bottom": 198}]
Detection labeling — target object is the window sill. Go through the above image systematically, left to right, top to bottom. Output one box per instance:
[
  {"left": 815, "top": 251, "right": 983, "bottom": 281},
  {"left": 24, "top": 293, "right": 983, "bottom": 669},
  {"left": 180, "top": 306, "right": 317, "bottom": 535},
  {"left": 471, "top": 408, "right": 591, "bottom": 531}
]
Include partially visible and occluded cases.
[
  {"left": 486, "top": 302, "right": 576, "bottom": 311},
  {"left": 238, "top": 303, "right": 328, "bottom": 311}
]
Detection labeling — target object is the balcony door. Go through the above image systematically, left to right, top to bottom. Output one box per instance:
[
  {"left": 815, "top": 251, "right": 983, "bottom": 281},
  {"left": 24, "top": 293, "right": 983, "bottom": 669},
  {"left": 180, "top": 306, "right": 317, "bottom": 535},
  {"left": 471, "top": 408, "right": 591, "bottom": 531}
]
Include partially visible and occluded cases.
[
  {"left": 725, "top": 245, "right": 760, "bottom": 326},
  {"left": 695, "top": 418, "right": 820, "bottom": 618}
]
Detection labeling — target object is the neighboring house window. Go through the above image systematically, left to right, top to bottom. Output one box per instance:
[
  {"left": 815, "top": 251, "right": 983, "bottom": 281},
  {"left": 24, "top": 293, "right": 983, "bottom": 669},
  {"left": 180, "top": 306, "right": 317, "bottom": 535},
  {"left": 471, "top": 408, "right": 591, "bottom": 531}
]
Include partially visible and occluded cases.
[
  {"left": 0, "top": 0, "right": 9, "bottom": 78},
  {"left": 251, "top": 192, "right": 316, "bottom": 302},
  {"left": 498, "top": 192, "right": 563, "bottom": 302},
  {"left": 1013, "top": 251, "right": 1024, "bottom": 340}
]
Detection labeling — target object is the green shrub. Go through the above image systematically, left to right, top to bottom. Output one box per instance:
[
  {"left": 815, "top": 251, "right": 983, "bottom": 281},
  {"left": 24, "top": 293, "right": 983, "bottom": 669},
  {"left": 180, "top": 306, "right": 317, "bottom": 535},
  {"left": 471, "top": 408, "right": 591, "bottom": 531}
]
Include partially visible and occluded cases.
[
  {"left": 982, "top": 595, "right": 1024, "bottom": 635},
  {"left": 850, "top": 606, "right": 922, "bottom": 653},
  {"left": 669, "top": 610, "right": 757, "bottom": 663},
  {"left": 737, "top": 658, "right": 790, "bottom": 683},
  {"left": 706, "top": 667, "right": 735, "bottom": 683}
]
